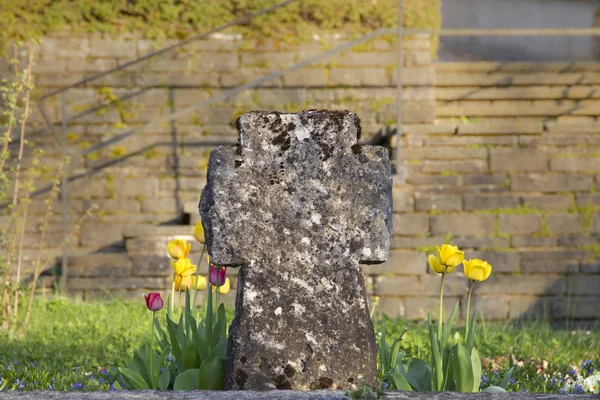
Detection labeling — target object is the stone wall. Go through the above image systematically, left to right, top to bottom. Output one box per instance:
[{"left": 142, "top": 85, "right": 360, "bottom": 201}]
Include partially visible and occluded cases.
[
  {"left": 3, "top": 33, "right": 599, "bottom": 322},
  {"left": 370, "top": 62, "right": 600, "bottom": 321}
]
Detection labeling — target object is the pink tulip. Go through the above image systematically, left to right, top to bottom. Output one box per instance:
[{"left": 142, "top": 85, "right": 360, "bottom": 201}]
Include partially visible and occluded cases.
[
  {"left": 209, "top": 264, "right": 227, "bottom": 287},
  {"left": 144, "top": 292, "right": 164, "bottom": 312}
]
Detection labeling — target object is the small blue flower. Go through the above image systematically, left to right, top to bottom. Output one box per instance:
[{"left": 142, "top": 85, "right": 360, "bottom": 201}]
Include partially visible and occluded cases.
[
  {"left": 167, "top": 355, "right": 174, "bottom": 362},
  {"left": 582, "top": 360, "right": 593, "bottom": 369},
  {"left": 30, "top": 362, "right": 36, "bottom": 368},
  {"left": 7, "top": 365, "right": 11, "bottom": 371},
  {"left": 567, "top": 368, "right": 576, "bottom": 376},
  {"left": 493, "top": 369, "right": 499, "bottom": 377},
  {"left": 481, "top": 375, "right": 490, "bottom": 383},
  {"left": 51, "top": 377, "right": 55, "bottom": 383},
  {"left": 509, "top": 378, "right": 516, "bottom": 385},
  {"left": 550, "top": 378, "right": 557, "bottom": 386},
  {"left": 99, "top": 379, "right": 105, "bottom": 384},
  {"left": 73, "top": 382, "right": 83, "bottom": 390},
  {"left": 110, "top": 383, "right": 117, "bottom": 391},
  {"left": 573, "top": 383, "right": 584, "bottom": 394},
  {"left": 48, "top": 385, "right": 53, "bottom": 390}
]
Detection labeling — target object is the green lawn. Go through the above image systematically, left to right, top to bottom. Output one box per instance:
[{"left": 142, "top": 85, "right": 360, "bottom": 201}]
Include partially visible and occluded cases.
[{"left": 0, "top": 297, "right": 598, "bottom": 392}]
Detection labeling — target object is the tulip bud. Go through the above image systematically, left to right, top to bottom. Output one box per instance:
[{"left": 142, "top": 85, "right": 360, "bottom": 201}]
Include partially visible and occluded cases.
[
  {"left": 194, "top": 221, "right": 205, "bottom": 244},
  {"left": 167, "top": 239, "right": 191, "bottom": 259},
  {"left": 171, "top": 257, "right": 197, "bottom": 277},
  {"left": 463, "top": 259, "right": 492, "bottom": 281},
  {"left": 209, "top": 264, "right": 227, "bottom": 287},
  {"left": 144, "top": 292, "right": 164, "bottom": 311}
]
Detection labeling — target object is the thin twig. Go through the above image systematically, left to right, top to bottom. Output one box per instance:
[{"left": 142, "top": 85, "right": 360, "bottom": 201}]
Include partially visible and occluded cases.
[
  {"left": 12, "top": 44, "right": 35, "bottom": 327},
  {"left": 23, "top": 160, "right": 64, "bottom": 330}
]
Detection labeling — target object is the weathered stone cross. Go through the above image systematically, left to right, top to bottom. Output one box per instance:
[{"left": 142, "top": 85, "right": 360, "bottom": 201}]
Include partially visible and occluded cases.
[{"left": 200, "top": 110, "right": 391, "bottom": 391}]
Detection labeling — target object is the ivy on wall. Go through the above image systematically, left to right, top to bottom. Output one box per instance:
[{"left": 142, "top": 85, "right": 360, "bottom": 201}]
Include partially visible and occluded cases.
[{"left": 0, "top": 0, "right": 440, "bottom": 44}]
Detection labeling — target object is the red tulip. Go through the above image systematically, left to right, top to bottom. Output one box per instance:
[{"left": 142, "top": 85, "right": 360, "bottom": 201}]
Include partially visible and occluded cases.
[
  {"left": 209, "top": 264, "right": 227, "bottom": 287},
  {"left": 144, "top": 292, "right": 164, "bottom": 312}
]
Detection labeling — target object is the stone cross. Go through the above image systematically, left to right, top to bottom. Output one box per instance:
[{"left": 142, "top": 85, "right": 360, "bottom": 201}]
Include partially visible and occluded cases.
[{"left": 200, "top": 110, "right": 391, "bottom": 391}]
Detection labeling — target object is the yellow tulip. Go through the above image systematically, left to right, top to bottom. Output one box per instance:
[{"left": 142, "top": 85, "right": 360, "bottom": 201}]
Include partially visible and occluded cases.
[
  {"left": 194, "top": 221, "right": 205, "bottom": 244},
  {"left": 168, "top": 239, "right": 191, "bottom": 259},
  {"left": 428, "top": 244, "right": 465, "bottom": 274},
  {"left": 171, "top": 257, "right": 197, "bottom": 277},
  {"left": 463, "top": 259, "right": 492, "bottom": 282},
  {"left": 173, "top": 274, "right": 207, "bottom": 292},
  {"left": 213, "top": 278, "right": 230, "bottom": 294}
]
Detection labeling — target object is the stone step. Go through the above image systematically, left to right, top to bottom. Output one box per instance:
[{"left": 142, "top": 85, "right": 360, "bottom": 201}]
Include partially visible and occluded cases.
[
  {"left": 435, "top": 61, "right": 600, "bottom": 73},
  {"left": 436, "top": 72, "right": 600, "bottom": 86},
  {"left": 436, "top": 85, "right": 600, "bottom": 101},
  {"left": 68, "top": 252, "right": 131, "bottom": 277}
]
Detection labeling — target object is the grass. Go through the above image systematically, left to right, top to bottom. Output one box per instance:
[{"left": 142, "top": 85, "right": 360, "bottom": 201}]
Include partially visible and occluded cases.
[{"left": 0, "top": 297, "right": 598, "bottom": 392}]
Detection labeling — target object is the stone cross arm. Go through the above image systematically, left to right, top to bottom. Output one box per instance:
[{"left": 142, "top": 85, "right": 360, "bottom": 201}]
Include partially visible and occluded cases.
[{"left": 199, "top": 110, "right": 392, "bottom": 267}]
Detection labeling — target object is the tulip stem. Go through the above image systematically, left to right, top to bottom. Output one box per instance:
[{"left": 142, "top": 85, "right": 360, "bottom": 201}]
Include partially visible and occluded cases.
[
  {"left": 193, "top": 244, "right": 207, "bottom": 313},
  {"left": 438, "top": 272, "right": 446, "bottom": 344},
  {"left": 170, "top": 281, "right": 175, "bottom": 316},
  {"left": 465, "top": 281, "right": 474, "bottom": 339},
  {"left": 150, "top": 311, "right": 155, "bottom": 388}
]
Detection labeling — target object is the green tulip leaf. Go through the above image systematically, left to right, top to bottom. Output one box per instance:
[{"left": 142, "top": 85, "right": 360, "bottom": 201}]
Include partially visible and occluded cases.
[
  {"left": 205, "top": 287, "right": 213, "bottom": 351},
  {"left": 441, "top": 302, "right": 459, "bottom": 348},
  {"left": 466, "top": 310, "right": 477, "bottom": 353},
  {"left": 427, "top": 314, "right": 443, "bottom": 391},
  {"left": 166, "top": 317, "right": 184, "bottom": 371},
  {"left": 214, "top": 338, "right": 228, "bottom": 360},
  {"left": 184, "top": 341, "right": 200, "bottom": 370},
  {"left": 452, "top": 343, "right": 474, "bottom": 392},
  {"left": 443, "top": 345, "right": 456, "bottom": 392},
  {"left": 131, "top": 346, "right": 152, "bottom": 388},
  {"left": 470, "top": 347, "right": 482, "bottom": 392},
  {"left": 198, "top": 356, "right": 226, "bottom": 390},
  {"left": 405, "top": 358, "right": 432, "bottom": 391},
  {"left": 118, "top": 367, "right": 150, "bottom": 390},
  {"left": 391, "top": 367, "right": 412, "bottom": 391},
  {"left": 499, "top": 367, "right": 514, "bottom": 389},
  {"left": 158, "top": 368, "right": 170, "bottom": 390},
  {"left": 173, "top": 368, "right": 200, "bottom": 390},
  {"left": 483, "top": 385, "right": 507, "bottom": 392}
]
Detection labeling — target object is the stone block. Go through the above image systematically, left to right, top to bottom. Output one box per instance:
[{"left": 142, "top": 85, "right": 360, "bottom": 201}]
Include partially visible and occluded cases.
[
  {"left": 40, "top": 37, "right": 89, "bottom": 58},
  {"left": 89, "top": 39, "right": 136, "bottom": 58},
  {"left": 240, "top": 52, "right": 294, "bottom": 68},
  {"left": 341, "top": 52, "right": 396, "bottom": 67},
  {"left": 193, "top": 53, "right": 239, "bottom": 72},
  {"left": 147, "top": 57, "right": 191, "bottom": 73},
  {"left": 390, "top": 67, "right": 435, "bottom": 86},
  {"left": 283, "top": 68, "right": 328, "bottom": 87},
  {"left": 329, "top": 68, "right": 389, "bottom": 86},
  {"left": 254, "top": 88, "right": 306, "bottom": 106},
  {"left": 379, "top": 103, "right": 436, "bottom": 124},
  {"left": 456, "top": 120, "right": 542, "bottom": 135},
  {"left": 404, "top": 147, "right": 486, "bottom": 161},
  {"left": 490, "top": 148, "right": 549, "bottom": 172},
  {"left": 550, "top": 157, "right": 600, "bottom": 172},
  {"left": 420, "top": 160, "right": 487, "bottom": 174},
  {"left": 462, "top": 174, "right": 508, "bottom": 187},
  {"left": 511, "top": 174, "right": 592, "bottom": 192},
  {"left": 114, "top": 177, "right": 159, "bottom": 198},
  {"left": 392, "top": 186, "right": 415, "bottom": 212},
  {"left": 415, "top": 193, "right": 462, "bottom": 211},
  {"left": 576, "top": 193, "right": 600, "bottom": 206},
  {"left": 463, "top": 194, "right": 519, "bottom": 211},
  {"left": 520, "top": 194, "right": 574, "bottom": 211},
  {"left": 84, "top": 199, "right": 141, "bottom": 214},
  {"left": 392, "top": 213, "right": 429, "bottom": 236},
  {"left": 545, "top": 213, "right": 584, "bottom": 235},
  {"left": 592, "top": 213, "right": 600, "bottom": 234},
  {"left": 431, "top": 214, "right": 495, "bottom": 236},
  {"left": 498, "top": 214, "right": 541, "bottom": 235},
  {"left": 79, "top": 223, "right": 125, "bottom": 249},
  {"left": 391, "top": 236, "right": 446, "bottom": 249},
  {"left": 451, "top": 236, "right": 511, "bottom": 249},
  {"left": 557, "top": 236, "right": 600, "bottom": 246},
  {"left": 512, "top": 237, "right": 557, "bottom": 247},
  {"left": 519, "top": 249, "right": 588, "bottom": 261},
  {"left": 465, "top": 250, "right": 520, "bottom": 273},
  {"left": 362, "top": 251, "right": 427, "bottom": 275},
  {"left": 68, "top": 253, "right": 131, "bottom": 277},
  {"left": 130, "top": 254, "right": 172, "bottom": 276},
  {"left": 521, "top": 260, "right": 579, "bottom": 274},
  {"left": 581, "top": 262, "right": 600, "bottom": 273},
  {"left": 420, "top": 274, "right": 469, "bottom": 296},
  {"left": 477, "top": 275, "right": 565, "bottom": 295},
  {"left": 568, "top": 275, "right": 600, "bottom": 295},
  {"left": 68, "top": 276, "right": 169, "bottom": 290},
  {"left": 375, "top": 276, "right": 422, "bottom": 296},
  {"left": 403, "top": 296, "right": 462, "bottom": 321},
  {"left": 509, "top": 296, "right": 553, "bottom": 320},
  {"left": 552, "top": 296, "right": 600, "bottom": 319},
  {"left": 371, "top": 297, "right": 405, "bottom": 318},
  {"left": 462, "top": 297, "right": 509, "bottom": 320}
]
